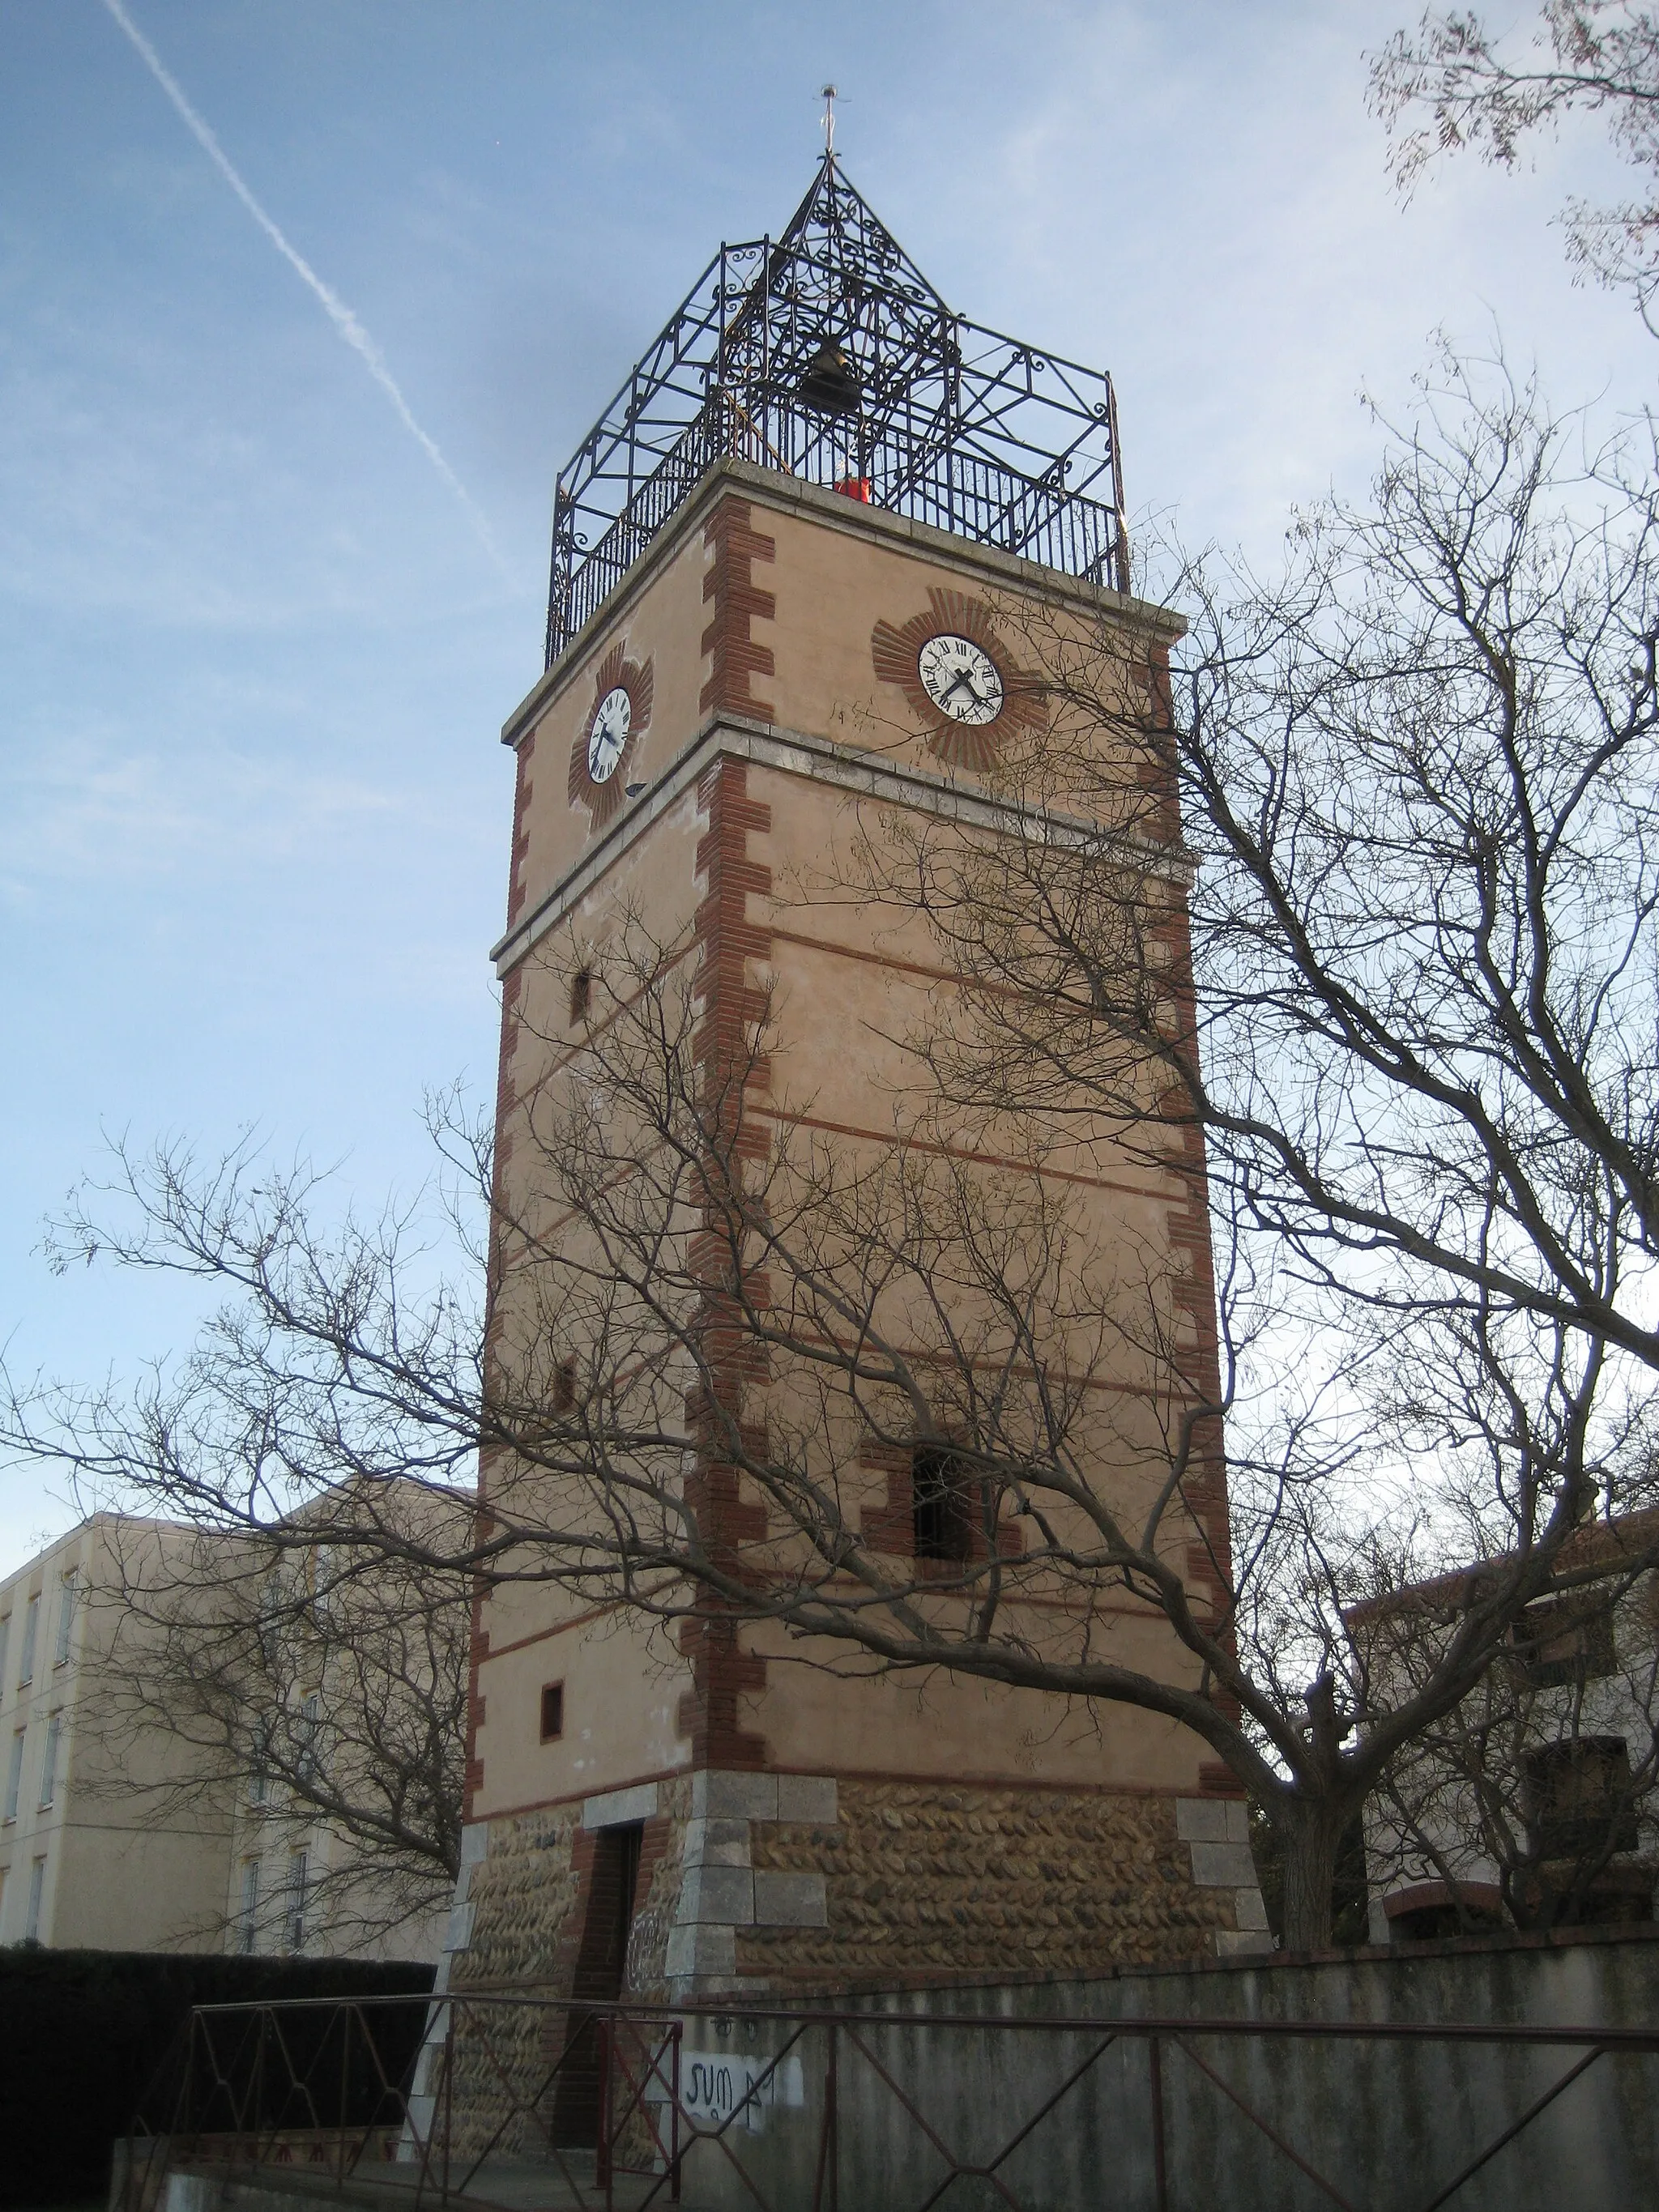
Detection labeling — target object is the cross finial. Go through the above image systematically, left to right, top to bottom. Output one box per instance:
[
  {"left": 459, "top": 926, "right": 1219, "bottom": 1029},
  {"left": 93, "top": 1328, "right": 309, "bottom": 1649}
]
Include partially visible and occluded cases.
[{"left": 821, "top": 83, "right": 838, "bottom": 159}]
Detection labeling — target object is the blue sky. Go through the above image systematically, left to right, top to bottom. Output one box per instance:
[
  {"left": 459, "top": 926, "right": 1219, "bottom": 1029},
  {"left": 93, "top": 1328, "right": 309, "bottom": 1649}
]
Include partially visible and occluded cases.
[{"left": 0, "top": 0, "right": 1651, "bottom": 1569}]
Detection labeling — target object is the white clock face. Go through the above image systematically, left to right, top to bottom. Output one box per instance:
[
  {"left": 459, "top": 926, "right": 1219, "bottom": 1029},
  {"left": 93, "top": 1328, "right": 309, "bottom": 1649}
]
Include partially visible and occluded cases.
[
  {"left": 917, "top": 633, "right": 1004, "bottom": 726},
  {"left": 586, "top": 686, "right": 632, "bottom": 782}
]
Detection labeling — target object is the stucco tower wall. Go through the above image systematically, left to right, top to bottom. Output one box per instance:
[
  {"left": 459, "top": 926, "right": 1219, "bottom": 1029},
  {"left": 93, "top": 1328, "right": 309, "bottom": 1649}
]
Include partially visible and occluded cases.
[{"left": 454, "top": 462, "right": 1265, "bottom": 2010}]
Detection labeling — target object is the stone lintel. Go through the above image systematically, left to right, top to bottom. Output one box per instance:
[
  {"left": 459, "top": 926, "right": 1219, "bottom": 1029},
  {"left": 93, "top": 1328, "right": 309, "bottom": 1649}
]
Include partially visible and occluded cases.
[{"left": 583, "top": 1781, "right": 661, "bottom": 1829}]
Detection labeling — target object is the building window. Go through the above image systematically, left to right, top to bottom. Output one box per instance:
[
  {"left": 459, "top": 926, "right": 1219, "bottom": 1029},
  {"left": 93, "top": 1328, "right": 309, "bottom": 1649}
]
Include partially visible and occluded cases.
[
  {"left": 569, "top": 970, "right": 593, "bottom": 1025},
  {"left": 553, "top": 1359, "right": 578, "bottom": 1414},
  {"left": 911, "top": 1447, "right": 975, "bottom": 1563},
  {"left": 311, "top": 1546, "right": 335, "bottom": 1622},
  {"left": 53, "top": 1574, "right": 76, "bottom": 1669},
  {"left": 18, "top": 1595, "right": 38, "bottom": 1687},
  {"left": 1512, "top": 1596, "right": 1617, "bottom": 1688},
  {"left": 0, "top": 1614, "right": 11, "bottom": 1692},
  {"left": 539, "top": 1682, "right": 565, "bottom": 1742},
  {"left": 296, "top": 1693, "right": 322, "bottom": 1786},
  {"left": 37, "top": 1715, "right": 60, "bottom": 1810},
  {"left": 248, "top": 1715, "right": 271, "bottom": 1806},
  {"left": 4, "top": 1731, "right": 23, "bottom": 1824},
  {"left": 1525, "top": 1737, "right": 1640, "bottom": 1860},
  {"left": 284, "top": 1850, "right": 309, "bottom": 1953},
  {"left": 25, "top": 1856, "right": 45, "bottom": 1942},
  {"left": 238, "top": 1858, "right": 261, "bottom": 1954}
]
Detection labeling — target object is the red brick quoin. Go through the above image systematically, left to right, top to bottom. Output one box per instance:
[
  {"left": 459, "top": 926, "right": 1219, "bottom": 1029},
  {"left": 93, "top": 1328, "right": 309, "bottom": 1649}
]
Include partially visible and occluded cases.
[
  {"left": 700, "top": 497, "right": 776, "bottom": 721},
  {"left": 676, "top": 755, "right": 776, "bottom": 1770}
]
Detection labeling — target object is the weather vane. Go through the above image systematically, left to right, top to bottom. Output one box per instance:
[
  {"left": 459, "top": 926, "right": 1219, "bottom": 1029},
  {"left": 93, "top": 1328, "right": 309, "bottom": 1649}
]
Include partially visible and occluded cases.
[{"left": 821, "top": 83, "right": 838, "bottom": 160}]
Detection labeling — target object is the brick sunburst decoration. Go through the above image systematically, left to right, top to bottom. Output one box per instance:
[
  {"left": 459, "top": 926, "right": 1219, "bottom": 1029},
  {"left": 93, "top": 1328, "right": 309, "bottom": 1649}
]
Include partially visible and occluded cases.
[
  {"left": 871, "top": 588, "right": 1045, "bottom": 770},
  {"left": 567, "top": 642, "right": 655, "bottom": 830}
]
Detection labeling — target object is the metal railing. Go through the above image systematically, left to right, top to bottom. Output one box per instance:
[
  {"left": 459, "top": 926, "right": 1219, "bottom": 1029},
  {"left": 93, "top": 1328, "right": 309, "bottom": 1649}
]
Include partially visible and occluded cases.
[
  {"left": 541, "top": 161, "right": 1132, "bottom": 667},
  {"left": 547, "top": 394, "right": 1125, "bottom": 667},
  {"left": 113, "top": 1988, "right": 1659, "bottom": 2212}
]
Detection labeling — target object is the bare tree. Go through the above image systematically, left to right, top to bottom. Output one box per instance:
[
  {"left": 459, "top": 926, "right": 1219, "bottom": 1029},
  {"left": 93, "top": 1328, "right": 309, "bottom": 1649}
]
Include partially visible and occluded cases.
[
  {"left": 1371, "top": 4, "right": 1659, "bottom": 328},
  {"left": 788, "top": 349, "right": 1659, "bottom": 1944},
  {"left": 9, "top": 358, "right": 1659, "bottom": 1952},
  {"left": 83, "top": 1490, "right": 468, "bottom": 1954}
]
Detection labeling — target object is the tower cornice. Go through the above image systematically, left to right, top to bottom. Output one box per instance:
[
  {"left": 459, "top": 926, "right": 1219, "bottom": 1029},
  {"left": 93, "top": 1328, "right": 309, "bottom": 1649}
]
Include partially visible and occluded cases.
[
  {"left": 503, "top": 457, "right": 1184, "bottom": 755},
  {"left": 489, "top": 706, "right": 1194, "bottom": 979}
]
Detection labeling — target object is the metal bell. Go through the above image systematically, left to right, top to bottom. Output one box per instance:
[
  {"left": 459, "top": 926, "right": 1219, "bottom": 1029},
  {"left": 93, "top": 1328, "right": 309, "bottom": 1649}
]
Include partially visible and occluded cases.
[{"left": 797, "top": 339, "right": 862, "bottom": 416}]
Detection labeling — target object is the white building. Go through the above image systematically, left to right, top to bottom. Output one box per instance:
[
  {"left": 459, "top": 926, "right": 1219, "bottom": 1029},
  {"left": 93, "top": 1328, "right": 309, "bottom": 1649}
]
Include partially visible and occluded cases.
[
  {"left": 1354, "top": 1508, "right": 1659, "bottom": 1940},
  {"left": 0, "top": 1509, "right": 457, "bottom": 1960},
  {"left": 0, "top": 1515, "right": 232, "bottom": 1949}
]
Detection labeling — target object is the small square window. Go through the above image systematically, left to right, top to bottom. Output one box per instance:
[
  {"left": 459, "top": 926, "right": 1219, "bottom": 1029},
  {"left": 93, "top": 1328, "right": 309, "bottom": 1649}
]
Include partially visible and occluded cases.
[
  {"left": 569, "top": 970, "right": 593, "bottom": 1025},
  {"left": 539, "top": 1682, "right": 565, "bottom": 1743}
]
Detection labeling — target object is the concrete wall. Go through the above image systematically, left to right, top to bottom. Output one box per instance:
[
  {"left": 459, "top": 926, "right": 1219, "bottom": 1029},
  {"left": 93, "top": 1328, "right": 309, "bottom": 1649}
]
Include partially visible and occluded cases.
[{"left": 658, "top": 1929, "right": 1659, "bottom": 2212}]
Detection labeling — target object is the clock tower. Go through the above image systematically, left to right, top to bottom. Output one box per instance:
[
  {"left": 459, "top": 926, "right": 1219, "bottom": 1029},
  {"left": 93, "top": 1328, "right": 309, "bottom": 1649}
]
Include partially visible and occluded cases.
[{"left": 445, "top": 155, "right": 1269, "bottom": 2031}]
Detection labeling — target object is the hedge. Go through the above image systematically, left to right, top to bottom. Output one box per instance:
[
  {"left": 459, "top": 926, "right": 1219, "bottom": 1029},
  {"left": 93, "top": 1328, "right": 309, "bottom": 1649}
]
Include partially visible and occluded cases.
[{"left": 0, "top": 1946, "right": 434, "bottom": 2207}]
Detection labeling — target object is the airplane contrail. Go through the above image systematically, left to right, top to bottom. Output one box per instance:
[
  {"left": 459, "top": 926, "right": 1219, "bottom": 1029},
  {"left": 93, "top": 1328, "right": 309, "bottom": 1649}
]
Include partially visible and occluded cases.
[{"left": 101, "top": 0, "right": 513, "bottom": 583}]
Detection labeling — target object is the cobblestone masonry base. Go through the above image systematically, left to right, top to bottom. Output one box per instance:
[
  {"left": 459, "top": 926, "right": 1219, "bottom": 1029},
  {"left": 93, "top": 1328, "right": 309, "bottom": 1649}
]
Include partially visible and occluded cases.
[{"left": 441, "top": 1776, "right": 1269, "bottom": 2011}]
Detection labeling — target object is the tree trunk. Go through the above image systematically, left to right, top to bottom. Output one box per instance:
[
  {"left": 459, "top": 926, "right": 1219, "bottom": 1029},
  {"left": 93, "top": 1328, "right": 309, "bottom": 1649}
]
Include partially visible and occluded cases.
[{"left": 1277, "top": 1805, "right": 1347, "bottom": 1952}]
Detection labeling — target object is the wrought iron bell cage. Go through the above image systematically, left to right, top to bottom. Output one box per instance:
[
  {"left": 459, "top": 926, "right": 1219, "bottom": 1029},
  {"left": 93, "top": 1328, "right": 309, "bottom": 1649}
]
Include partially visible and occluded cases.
[{"left": 544, "top": 156, "right": 1130, "bottom": 667}]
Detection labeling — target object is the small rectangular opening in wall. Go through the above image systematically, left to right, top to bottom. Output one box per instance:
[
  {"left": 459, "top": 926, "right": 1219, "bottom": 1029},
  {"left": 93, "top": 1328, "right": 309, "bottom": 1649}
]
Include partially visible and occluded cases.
[
  {"left": 569, "top": 970, "right": 592, "bottom": 1025},
  {"left": 553, "top": 1359, "right": 577, "bottom": 1414},
  {"left": 912, "top": 1446, "right": 975, "bottom": 1562},
  {"left": 540, "top": 1682, "right": 565, "bottom": 1742}
]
